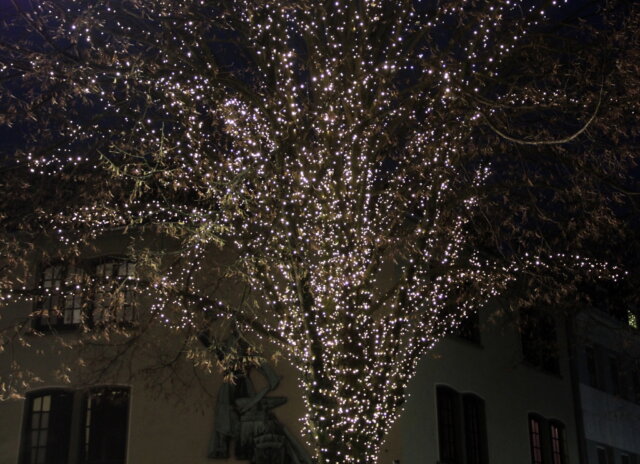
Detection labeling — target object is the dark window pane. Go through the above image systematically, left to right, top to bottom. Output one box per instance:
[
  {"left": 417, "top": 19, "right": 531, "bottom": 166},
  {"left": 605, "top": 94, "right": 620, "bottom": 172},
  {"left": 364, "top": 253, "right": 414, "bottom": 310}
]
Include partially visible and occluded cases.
[
  {"left": 93, "top": 261, "right": 136, "bottom": 325},
  {"left": 35, "top": 265, "right": 86, "bottom": 329},
  {"left": 35, "top": 265, "right": 65, "bottom": 328},
  {"left": 520, "top": 308, "right": 560, "bottom": 374},
  {"left": 456, "top": 311, "right": 481, "bottom": 344},
  {"left": 586, "top": 346, "right": 600, "bottom": 389},
  {"left": 609, "top": 357, "right": 620, "bottom": 396},
  {"left": 634, "top": 369, "right": 640, "bottom": 404},
  {"left": 437, "top": 386, "right": 460, "bottom": 464},
  {"left": 84, "top": 387, "right": 129, "bottom": 464},
  {"left": 21, "top": 391, "right": 73, "bottom": 464},
  {"left": 463, "top": 395, "right": 488, "bottom": 464},
  {"left": 529, "top": 416, "right": 543, "bottom": 464},
  {"left": 549, "top": 422, "right": 565, "bottom": 464},
  {"left": 597, "top": 447, "right": 607, "bottom": 464}
]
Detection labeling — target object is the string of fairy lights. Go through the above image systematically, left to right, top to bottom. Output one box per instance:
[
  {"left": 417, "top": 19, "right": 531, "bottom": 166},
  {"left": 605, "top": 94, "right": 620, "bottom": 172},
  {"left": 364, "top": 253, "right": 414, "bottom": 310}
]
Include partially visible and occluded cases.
[{"left": 1, "top": 0, "right": 611, "bottom": 462}]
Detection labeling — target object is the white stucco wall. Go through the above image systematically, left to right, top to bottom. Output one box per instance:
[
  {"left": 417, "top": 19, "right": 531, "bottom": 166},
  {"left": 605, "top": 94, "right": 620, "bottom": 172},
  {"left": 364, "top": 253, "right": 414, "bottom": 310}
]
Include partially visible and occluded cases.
[
  {"left": 399, "top": 306, "right": 580, "bottom": 464},
  {"left": 0, "top": 349, "right": 309, "bottom": 464},
  {"left": 580, "top": 385, "right": 640, "bottom": 455}
]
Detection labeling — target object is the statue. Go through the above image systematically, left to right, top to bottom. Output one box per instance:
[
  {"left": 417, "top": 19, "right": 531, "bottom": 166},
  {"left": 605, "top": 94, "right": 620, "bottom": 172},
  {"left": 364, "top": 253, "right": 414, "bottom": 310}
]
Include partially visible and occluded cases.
[{"left": 207, "top": 335, "right": 311, "bottom": 464}]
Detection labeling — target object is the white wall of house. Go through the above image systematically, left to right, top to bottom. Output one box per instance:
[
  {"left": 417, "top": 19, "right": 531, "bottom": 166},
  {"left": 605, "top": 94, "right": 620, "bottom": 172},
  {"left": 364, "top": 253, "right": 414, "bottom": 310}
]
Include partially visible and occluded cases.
[
  {"left": 0, "top": 250, "right": 583, "bottom": 464},
  {"left": 0, "top": 295, "right": 312, "bottom": 464},
  {"left": 0, "top": 302, "right": 582, "bottom": 464},
  {"left": 399, "top": 305, "right": 580, "bottom": 464},
  {"left": 572, "top": 309, "right": 640, "bottom": 463},
  {"left": 0, "top": 341, "right": 310, "bottom": 464},
  {"left": 580, "top": 386, "right": 640, "bottom": 455}
]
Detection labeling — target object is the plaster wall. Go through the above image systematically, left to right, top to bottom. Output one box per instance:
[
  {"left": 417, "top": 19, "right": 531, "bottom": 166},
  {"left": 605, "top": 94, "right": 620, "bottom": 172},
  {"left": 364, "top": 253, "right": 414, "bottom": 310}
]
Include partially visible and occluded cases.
[
  {"left": 0, "top": 293, "right": 311, "bottom": 464},
  {"left": 400, "top": 306, "right": 580, "bottom": 464},
  {"left": 580, "top": 385, "right": 640, "bottom": 455}
]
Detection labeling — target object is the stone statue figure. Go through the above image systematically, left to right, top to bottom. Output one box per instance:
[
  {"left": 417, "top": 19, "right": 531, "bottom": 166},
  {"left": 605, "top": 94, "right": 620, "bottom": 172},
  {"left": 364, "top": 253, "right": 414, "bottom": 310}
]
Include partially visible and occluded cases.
[{"left": 208, "top": 360, "right": 311, "bottom": 464}]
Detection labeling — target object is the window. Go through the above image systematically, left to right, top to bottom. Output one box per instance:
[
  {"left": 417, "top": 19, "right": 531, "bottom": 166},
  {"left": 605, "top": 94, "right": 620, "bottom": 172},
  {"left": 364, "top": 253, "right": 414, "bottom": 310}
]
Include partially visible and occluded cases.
[
  {"left": 34, "top": 259, "right": 136, "bottom": 330},
  {"left": 93, "top": 260, "right": 137, "bottom": 325},
  {"left": 34, "top": 265, "right": 88, "bottom": 329},
  {"left": 519, "top": 308, "right": 560, "bottom": 374},
  {"left": 455, "top": 311, "right": 481, "bottom": 344},
  {"left": 586, "top": 346, "right": 601, "bottom": 389},
  {"left": 584, "top": 347, "right": 638, "bottom": 399},
  {"left": 608, "top": 356, "right": 621, "bottom": 396},
  {"left": 633, "top": 368, "right": 640, "bottom": 404},
  {"left": 436, "top": 386, "right": 488, "bottom": 464},
  {"left": 437, "top": 386, "right": 461, "bottom": 464},
  {"left": 20, "top": 387, "right": 130, "bottom": 464},
  {"left": 83, "top": 387, "right": 130, "bottom": 464},
  {"left": 21, "top": 390, "right": 73, "bottom": 464},
  {"left": 463, "top": 395, "right": 488, "bottom": 464},
  {"left": 528, "top": 414, "right": 565, "bottom": 464},
  {"left": 529, "top": 416, "right": 543, "bottom": 464},
  {"left": 549, "top": 421, "right": 565, "bottom": 464},
  {"left": 597, "top": 446, "right": 613, "bottom": 464},
  {"left": 596, "top": 447, "right": 607, "bottom": 464}
]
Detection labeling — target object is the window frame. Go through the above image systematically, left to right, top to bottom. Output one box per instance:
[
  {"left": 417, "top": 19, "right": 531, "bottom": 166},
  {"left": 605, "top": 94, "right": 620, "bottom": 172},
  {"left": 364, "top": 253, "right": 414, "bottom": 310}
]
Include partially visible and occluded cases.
[
  {"left": 33, "top": 257, "right": 137, "bottom": 331},
  {"left": 90, "top": 258, "right": 137, "bottom": 328},
  {"left": 33, "top": 263, "right": 89, "bottom": 330},
  {"left": 519, "top": 308, "right": 560, "bottom": 375},
  {"left": 454, "top": 311, "right": 482, "bottom": 345},
  {"left": 585, "top": 345, "right": 601, "bottom": 389},
  {"left": 585, "top": 346, "right": 638, "bottom": 400},
  {"left": 608, "top": 355, "right": 621, "bottom": 397},
  {"left": 19, "top": 386, "right": 130, "bottom": 464},
  {"left": 81, "top": 386, "right": 131, "bottom": 464},
  {"left": 436, "top": 386, "right": 489, "bottom": 464},
  {"left": 437, "top": 386, "right": 462, "bottom": 464},
  {"left": 19, "top": 388, "right": 74, "bottom": 464},
  {"left": 462, "top": 394, "right": 488, "bottom": 464},
  {"left": 528, "top": 414, "right": 566, "bottom": 464},
  {"left": 528, "top": 414, "right": 544, "bottom": 464},
  {"left": 548, "top": 420, "right": 566, "bottom": 464},
  {"left": 596, "top": 446, "right": 613, "bottom": 464}
]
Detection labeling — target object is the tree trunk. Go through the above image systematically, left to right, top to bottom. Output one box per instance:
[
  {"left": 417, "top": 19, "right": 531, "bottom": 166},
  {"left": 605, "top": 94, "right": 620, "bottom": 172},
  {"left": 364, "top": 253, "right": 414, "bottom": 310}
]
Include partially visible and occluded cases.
[
  {"left": 305, "top": 393, "right": 389, "bottom": 464},
  {"left": 311, "top": 429, "right": 382, "bottom": 464}
]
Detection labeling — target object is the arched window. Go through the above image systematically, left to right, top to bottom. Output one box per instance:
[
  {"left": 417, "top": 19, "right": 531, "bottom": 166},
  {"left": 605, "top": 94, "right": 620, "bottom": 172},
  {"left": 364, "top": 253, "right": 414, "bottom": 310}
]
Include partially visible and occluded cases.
[
  {"left": 436, "top": 386, "right": 488, "bottom": 464},
  {"left": 437, "top": 386, "right": 460, "bottom": 464},
  {"left": 20, "top": 387, "right": 130, "bottom": 464},
  {"left": 82, "top": 387, "right": 130, "bottom": 464},
  {"left": 20, "top": 389, "right": 73, "bottom": 464},
  {"left": 463, "top": 394, "right": 488, "bottom": 464},
  {"left": 528, "top": 414, "right": 566, "bottom": 464},
  {"left": 528, "top": 414, "right": 544, "bottom": 464},
  {"left": 549, "top": 420, "right": 566, "bottom": 464}
]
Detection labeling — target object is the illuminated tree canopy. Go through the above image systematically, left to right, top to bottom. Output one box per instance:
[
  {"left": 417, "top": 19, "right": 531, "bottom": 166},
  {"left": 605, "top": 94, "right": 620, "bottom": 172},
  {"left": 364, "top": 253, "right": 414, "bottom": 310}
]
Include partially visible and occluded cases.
[{"left": 1, "top": 1, "right": 638, "bottom": 463}]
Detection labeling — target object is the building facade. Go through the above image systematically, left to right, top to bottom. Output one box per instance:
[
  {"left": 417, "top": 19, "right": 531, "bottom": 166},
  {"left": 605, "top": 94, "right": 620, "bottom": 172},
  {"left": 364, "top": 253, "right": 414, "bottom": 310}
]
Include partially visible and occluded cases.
[
  {"left": 1, "top": 254, "right": 639, "bottom": 464},
  {"left": 398, "top": 305, "right": 580, "bottom": 464},
  {"left": 568, "top": 307, "right": 640, "bottom": 464}
]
